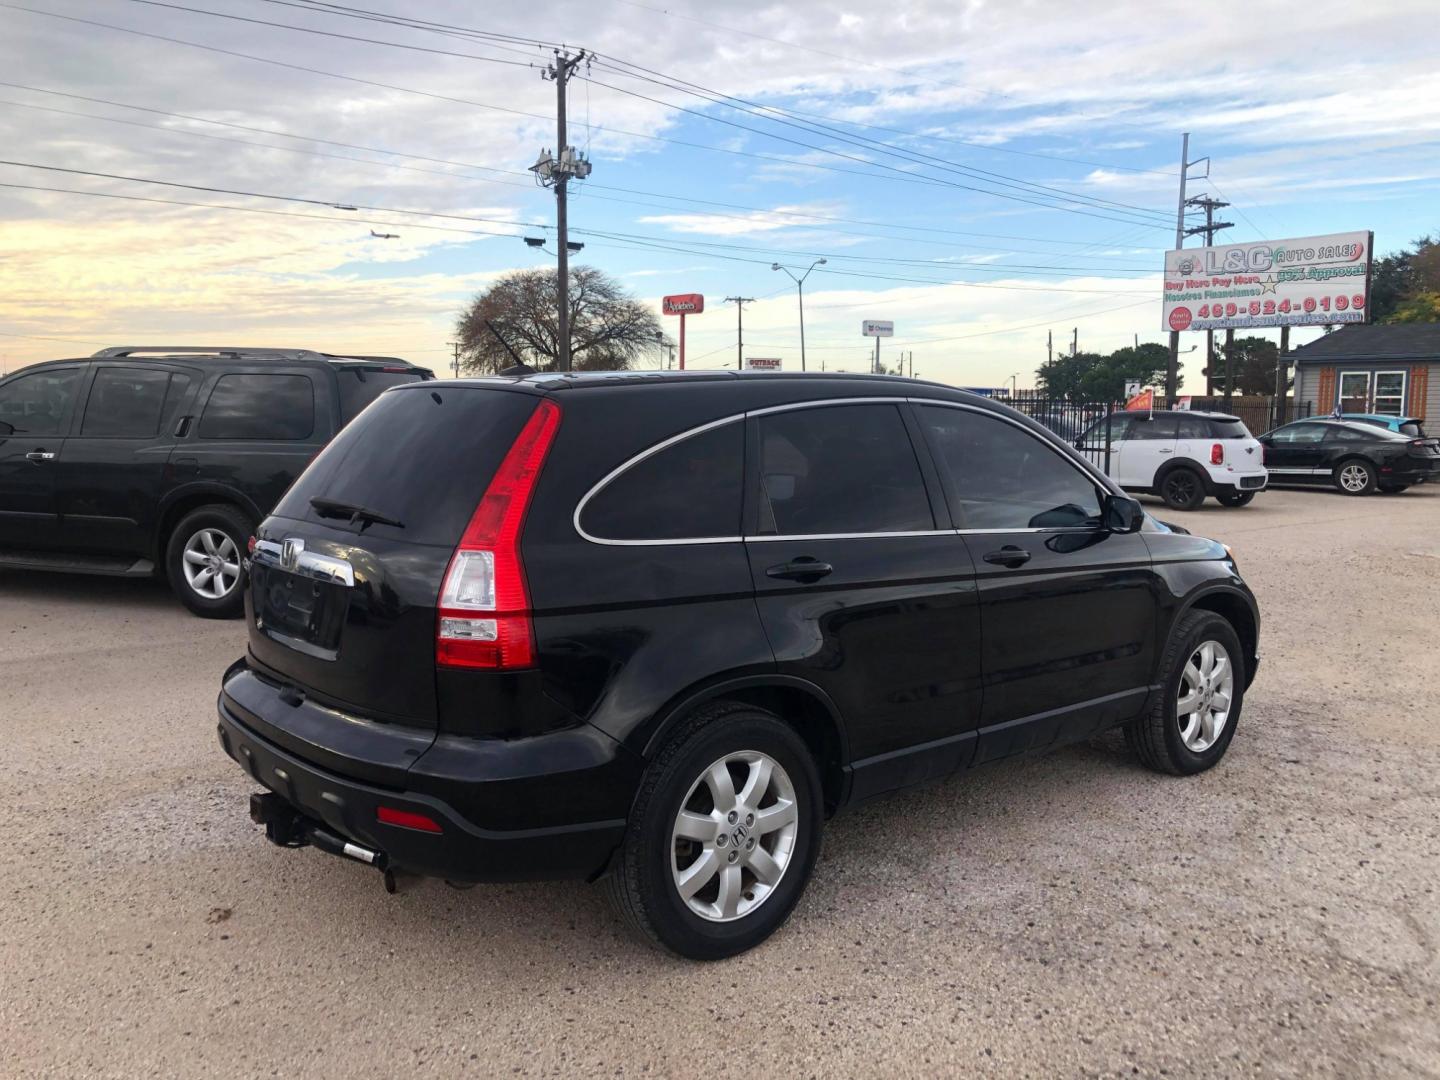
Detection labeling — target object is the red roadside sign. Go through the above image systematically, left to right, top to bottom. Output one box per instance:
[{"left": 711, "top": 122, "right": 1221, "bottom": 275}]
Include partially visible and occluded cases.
[{"left": 662, "top": 293, "right": 704, "bottom": 315}]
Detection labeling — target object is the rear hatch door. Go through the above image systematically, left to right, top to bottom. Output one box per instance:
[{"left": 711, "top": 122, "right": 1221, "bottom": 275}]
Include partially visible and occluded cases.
[{"left": 245, "top": 382, "right": 541, "bottom": 729}]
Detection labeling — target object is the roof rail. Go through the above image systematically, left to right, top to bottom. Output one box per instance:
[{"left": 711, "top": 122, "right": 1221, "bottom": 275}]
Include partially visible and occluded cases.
[{"left": 91, "top": 346, "right": 325, "bottom": 359}]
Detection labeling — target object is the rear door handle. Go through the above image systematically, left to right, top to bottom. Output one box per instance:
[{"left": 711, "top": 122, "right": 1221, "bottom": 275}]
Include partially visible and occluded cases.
[
  {"left": 25, "top": 449, "right": 55, "bottom": 462},
  {"left": 983, "top": 546, "right": 1032, "bottom": 568},
  {"left": 766, "top": 557, "right": 833, "bottom": 583}
]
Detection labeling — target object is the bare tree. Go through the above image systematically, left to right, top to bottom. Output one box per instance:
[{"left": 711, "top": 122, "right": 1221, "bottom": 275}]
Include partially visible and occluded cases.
[{"left": 454, "top": 266, "right": 665, "bottom": 374}]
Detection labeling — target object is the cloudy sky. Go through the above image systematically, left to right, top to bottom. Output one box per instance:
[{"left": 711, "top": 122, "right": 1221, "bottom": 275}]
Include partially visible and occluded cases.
[{"left": 1, "top": 0, "right": 1436, "bottom": 386}]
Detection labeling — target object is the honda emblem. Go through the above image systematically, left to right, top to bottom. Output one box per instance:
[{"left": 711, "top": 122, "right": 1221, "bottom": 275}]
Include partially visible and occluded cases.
[{"left": 281, "top": 538, "right": 304, "bottom": 570}]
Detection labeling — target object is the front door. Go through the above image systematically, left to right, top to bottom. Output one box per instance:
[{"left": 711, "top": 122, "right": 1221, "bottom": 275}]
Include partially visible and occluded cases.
[
  {"left": 0, "top": 365, "right": 84, "bottom": 548},
  {"left": 56, "top": 365, "right": 195, "bottom": 555},
  {"left": 1338, "top": 371, "right": 1371, "bottom": 413},
  {"left": 743, "top": 401, "right": 984, "bottom": 799},
  {"left": 913, "top": 403, "right": 1158, "bottom": 764},
  {"left": 1263, "top": 421, "right": 1330, "bottom": 482}
]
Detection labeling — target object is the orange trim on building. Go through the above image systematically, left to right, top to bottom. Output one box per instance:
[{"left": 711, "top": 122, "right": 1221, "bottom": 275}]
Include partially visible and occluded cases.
[
  {"left": 1412, "top": 364, "right": 1429, "bottom": 420},
  {"left": 1316, "top": 366, "right": 1336, "bottom": 412}
]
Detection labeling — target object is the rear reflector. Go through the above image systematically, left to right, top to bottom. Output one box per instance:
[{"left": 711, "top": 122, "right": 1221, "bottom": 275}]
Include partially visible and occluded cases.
[
  {"left": 436, "top": 398, "right": 561, "bottom": 670},
  {"left": 376, "top": 806, "right": 443, "bottom": 833}
]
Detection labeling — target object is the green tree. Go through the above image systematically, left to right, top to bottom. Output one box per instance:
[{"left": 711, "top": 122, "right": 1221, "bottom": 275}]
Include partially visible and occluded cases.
[
  {"left": 1371, "top": 234, "right": 1438, "bottom": 323},
  {"left": 455, "top": 266, "right": 665, "bottom": 374},
  {"left": 1202, "top": 336, "right": 1279, "bottom": 396},
  {"left": 1036, "top": 343, "right": 1172, "bottom": 401}
]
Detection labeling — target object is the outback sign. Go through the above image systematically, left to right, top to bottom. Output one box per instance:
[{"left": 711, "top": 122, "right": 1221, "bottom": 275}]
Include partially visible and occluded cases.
[
  {"left": 1162, "top": 231, "right": 1372, "bottom": 331},
  {"left": 662, "top": 293, "right": 704, "bottom": 315}
]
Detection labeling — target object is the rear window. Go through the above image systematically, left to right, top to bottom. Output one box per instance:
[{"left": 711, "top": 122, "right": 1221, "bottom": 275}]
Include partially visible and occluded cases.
[
  {"left": 335, "top": 367, "right": 426, "bottom": 424},
  {"left": 199, "top": 373, "right": 315, "bottom": 440},
  {"left": 272, "top": 386, "right": 537, "bottom": 546}
]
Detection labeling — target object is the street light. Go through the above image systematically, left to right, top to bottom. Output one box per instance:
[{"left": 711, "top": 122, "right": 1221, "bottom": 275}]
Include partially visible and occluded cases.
[{"left": 771, "top": 258, "right": 826, "bottom": 372}]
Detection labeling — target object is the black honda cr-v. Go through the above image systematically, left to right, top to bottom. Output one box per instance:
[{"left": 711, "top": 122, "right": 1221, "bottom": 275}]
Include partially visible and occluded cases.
[{"left": 219, "top": 372, "right": 1259, "bottom": 959}]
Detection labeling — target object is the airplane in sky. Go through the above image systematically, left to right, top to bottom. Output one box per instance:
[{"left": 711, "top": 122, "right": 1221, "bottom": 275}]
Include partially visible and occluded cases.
[{"left": 369, "top": 230, "right": 399, "bottom": 239}]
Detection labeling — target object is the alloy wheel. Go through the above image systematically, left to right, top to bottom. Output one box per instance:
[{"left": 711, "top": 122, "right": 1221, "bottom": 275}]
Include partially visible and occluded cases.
[
  {"left": 1339, "top": 464, "right": 1370, "bottom": 493},
  {"left": 1165, "top": 472, "right": 1198, "bottom": 505},
  {"left": 182, "top": 528, "right": 241, "bottom": 599},
  {"left": 1177, "top": 640, "right": 1234, "bottom": 752},
  {"left": 670, "top": 751, "right": 799, "bottom": 922}
]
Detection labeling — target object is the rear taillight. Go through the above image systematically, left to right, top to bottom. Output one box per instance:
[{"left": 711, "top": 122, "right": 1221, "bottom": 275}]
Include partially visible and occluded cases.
[
  {"left": 436, "top": 398, "right": 561, "bottom": 670},
  {"left": 1210, "top": 443, "right": 1224, "bottom": 465},
  {"left": 247, "top": 535, "right": 257, "bottom": 554}
]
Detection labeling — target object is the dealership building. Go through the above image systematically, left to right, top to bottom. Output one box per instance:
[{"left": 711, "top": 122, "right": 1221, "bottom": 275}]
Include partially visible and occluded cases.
[{"left": 1290, "top": 324, "right": 1439, "bottom": 421}]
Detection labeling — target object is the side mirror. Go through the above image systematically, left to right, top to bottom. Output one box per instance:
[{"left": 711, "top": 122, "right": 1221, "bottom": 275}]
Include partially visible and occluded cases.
[
  {"left": 0, "top": 420, "right": 13, "bottom": 437},
  {"left": 1102, "top": 493, "right": 1144, "bottom": 534}
]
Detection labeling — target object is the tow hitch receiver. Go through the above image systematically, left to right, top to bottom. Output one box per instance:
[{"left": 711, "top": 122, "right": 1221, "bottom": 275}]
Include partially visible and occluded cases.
[{"left": 248, "top": 792, "right": 388, "bottom": 870}]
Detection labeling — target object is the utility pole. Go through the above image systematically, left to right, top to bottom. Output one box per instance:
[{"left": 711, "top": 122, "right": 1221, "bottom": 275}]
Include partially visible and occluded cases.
[
  {"left": 530, "top": 50, "right": 591, "bottom": 372},
  {"left": 1167, "top": 132, "right": 1191, "bottom": 402},
  {"left": 1184, "top": 194, "right": 1233, "bottom": 397},
  {"left": 724, "top": 296, "right": 754, "bottom": 369},
  {"left": 1276, "top": 325, "right": 1290, "bottom": 426},
  {"left": 1071, "top": 327, "right": 1078, "bottom": 357},
  {"left": 1223, "top": 327, "right": 1235, "bottom": 409},
  {"left": 1047, "top": 330, "right": 1053, "bottom": 365},
  {"left": 448, "top": 340, "right": 461, "bottom": 379}
]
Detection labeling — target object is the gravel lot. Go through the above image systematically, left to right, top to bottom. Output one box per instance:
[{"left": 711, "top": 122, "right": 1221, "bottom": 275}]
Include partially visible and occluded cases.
[{"left": 4, "top": 486, "right": 1439, "bottom": 1078}]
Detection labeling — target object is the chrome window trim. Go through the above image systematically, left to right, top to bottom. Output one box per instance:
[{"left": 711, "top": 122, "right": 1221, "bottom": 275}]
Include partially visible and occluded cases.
[{"left": 573, "top": 395, "right": 1110, "bottom": 547}]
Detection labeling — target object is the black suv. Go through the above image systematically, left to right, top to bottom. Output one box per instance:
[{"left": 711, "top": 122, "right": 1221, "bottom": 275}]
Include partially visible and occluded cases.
[
  {"left": 0, "top": 346, "right": 432, "bottom": 616},
  {"left": 219, "top": 372, "right": 1260, "bottom": 959}
]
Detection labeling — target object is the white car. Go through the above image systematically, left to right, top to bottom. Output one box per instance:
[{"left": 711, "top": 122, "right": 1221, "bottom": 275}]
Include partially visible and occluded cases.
[{"left": 1076, "top": 409, "right": 1268, "bottom": 510}]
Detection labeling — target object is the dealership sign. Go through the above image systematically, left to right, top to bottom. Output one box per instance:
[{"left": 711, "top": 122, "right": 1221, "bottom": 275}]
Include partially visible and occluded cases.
[
  {"left": 1162, "top": 231, "right": 1372, "bottom": 331},
  {"left": 662, "top": 293, "right": 704, "bottom": 315},
  {"left": 861, "top": 320, "right": 894, "bottom": 337}
]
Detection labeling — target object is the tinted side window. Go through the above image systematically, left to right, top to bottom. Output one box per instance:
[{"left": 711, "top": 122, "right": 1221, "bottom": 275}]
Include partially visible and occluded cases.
[
  {"left": 0, "top": 368, "right": 81, "bottom": 436},
  {"left": 80, "top": 368, "right": 171, "bottom": 438},
  {"left": 198, "top": 374, "right": 315, "bottom": 440},
  {"left": 756, "top": 404, "right": 933, "bottom": 535},
  {"left": 919, "top": 405, "right": 1102, "bottom": 530},
  {"left": 1079, "top": 412, "right": 1133, "bottom": 446},
  {"left": 1130, "top": 414, "right": 1178, "bottom": 440},
  {"left": 581, "top": 421, "right": 744, "bottom": 541},
  {"left": 1270, "top": 423, "right": 1327, "bottom": 445},
  {"left": 1325, "top": 426, "right": 1376, "bottom": 444}
]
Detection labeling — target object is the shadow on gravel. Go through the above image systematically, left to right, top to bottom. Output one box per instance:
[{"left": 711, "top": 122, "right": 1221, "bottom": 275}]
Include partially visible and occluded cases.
[{"left": 0, "top": 567, "right": 177, "bottom": 610}]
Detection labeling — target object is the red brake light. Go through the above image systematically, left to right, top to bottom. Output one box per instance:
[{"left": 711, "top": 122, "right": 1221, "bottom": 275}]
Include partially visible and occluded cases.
[
  {"left": 436, "top": 399, "right": 561, "bottom": 670},
  {"left": 1210, "top": 442, "right": 1224, "bottom": 465},
  {"left": 247, "top": 535, "right": 257, "bottom": 554},
  {"left": 376, "top": 806, "right": 443, "bottom": 833}
]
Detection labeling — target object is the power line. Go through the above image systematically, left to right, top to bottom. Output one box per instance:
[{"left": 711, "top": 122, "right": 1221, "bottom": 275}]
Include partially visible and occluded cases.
[
  {"left": 586, "top": 58, "right": 1175, "bottom": 221},
  {"left": 0, "top": 80, "right": 1160, "bottom": 261}
]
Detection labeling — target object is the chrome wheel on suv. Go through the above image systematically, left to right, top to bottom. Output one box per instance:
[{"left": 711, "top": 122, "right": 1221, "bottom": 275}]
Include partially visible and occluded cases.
[
  {"left": 165, "top": 503, "right": 252, "bottom": 619},
  {"left": 182, "top": 528, "right": 241, "bottom": 600},
  {"left": 1176, "top": 641, "right": 1233, "bottom": 752},
  {"left": 606, "top": 701, "right": 822, "bottom": 960},
  {"left": 671, "top": 751, "right": 799, "bottom": 923}
]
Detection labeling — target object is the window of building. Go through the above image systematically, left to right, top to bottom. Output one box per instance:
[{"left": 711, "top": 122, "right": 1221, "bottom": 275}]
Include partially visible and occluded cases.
[
  {"left": 1374, "top": 371, "right": 1406, "bottom": 417},
  {"left": 198, "top": 374, "right": 315, "bottom": 440},
  {"left": 756, "top": 404, "right": 933, "bottom": 536},
  {"left": 918, "top": 405, "right": 1102, "bottom": 530},
  {"left": 580, "top": 421, "right": 744, "bottom": 541}
]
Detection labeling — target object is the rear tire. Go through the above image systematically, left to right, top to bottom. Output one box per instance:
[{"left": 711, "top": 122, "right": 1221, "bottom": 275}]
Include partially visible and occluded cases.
[
  {"left": 1333, "top": 459, "right": 1376, "bottom": 496},
  {"left": 1159, "top": 467, "right": 1207, "bottom": 511},
  {"left": 1216, "top": 490, "right": 1255, "bottom": 507},
  {"left": 165, "top": 504, "right": 251, "bottom": 619},
  {"left": 1126, "top": 610, "right": 1245, "bottom": 776},
  {"left": 605, "top": 701, "right": 823, "bottom": 960}
]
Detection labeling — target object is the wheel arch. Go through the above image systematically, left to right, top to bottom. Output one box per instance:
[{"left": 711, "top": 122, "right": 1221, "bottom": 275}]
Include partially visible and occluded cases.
[
  {"left": 1153, "top": 458, "right": 1212, "bottom": 495},
  {"left": 154, "top": 485, "right": 262, "bottom": 558},
  {"left": 1176, "top": 586, "right": 1259, "bottom": 688},
  {"left": 640, "top": 675, "right": 851, "bottom": 817}
]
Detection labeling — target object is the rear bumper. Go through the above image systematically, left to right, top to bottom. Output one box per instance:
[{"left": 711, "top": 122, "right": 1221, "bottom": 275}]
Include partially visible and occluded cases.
[
  {"left": 1207, "top": 469, "right": 1268, "bottom": 494},
  {"left": 217, "top": 685, "right": 633, "bottom": 883}
]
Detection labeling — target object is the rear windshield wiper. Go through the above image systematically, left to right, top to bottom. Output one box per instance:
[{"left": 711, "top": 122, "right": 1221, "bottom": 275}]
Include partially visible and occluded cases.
[{"left": 309, "top": 496, "right": 404, "bottom": 529}]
